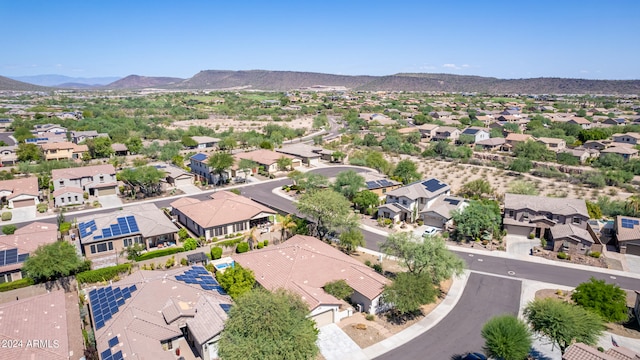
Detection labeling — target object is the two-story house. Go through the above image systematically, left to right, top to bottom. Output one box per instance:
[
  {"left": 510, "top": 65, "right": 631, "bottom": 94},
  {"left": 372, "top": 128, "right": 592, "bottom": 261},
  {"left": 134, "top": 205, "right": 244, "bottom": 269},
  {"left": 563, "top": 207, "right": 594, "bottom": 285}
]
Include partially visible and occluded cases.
[
  {"left": 567, "top": 117, "right": 592, "bottom": 129},
  {"left": 33, "top": 123, "right": 67, "bottom": 136},
  {"left": 416, "top": 124, "right": 440, "bottom": 140},
  {"left": 432, "top": 126, "right": 461, "bottom": 142},
  {"left": 459, "top": 127, "right": 490, "bottom": 144},
  {"left": 71, "top": 130, "right": 107, "bottom": 144},
  {"left": 612, "top": 132, "right": 640, "bottom": 146},
  {"left": 501, "top": 133, "right": 534, "bottom": 152},
  {"left": 190, "top": 136, "right": 221, "bottom": 149},
  {"left": 536, "top": 137, "right": 566, "bottom": 151},
  {"left": 40, "top": 141, "right": 88, "bottom": 161},
  {"left": 189, "top": 153, "right": 231, "bottom": 185},
  {"left": 51, "top": 164, "right": 117, "bottom": 207},
  {"left": 377, "top": 178, "right": 467, "bottom": 228},
  {"left": 503, "top": 193, "right": 589, "bottom": 239}
]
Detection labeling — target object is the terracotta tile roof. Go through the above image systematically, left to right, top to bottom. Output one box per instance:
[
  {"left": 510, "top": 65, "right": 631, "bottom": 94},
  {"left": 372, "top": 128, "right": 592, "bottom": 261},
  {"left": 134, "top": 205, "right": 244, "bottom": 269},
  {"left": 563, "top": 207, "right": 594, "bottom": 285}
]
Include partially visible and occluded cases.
[
  {"left": 505, "top": 133, "right": 533, "bottom": 142},
  {"left": 476, "top": 137, "right": 506, "bottom": 146},
  {"left": 41, "top": 141, "right": 87, "bottom": 152},
  {"left": 601, "top": 146, "right": 639, "bottom": 155},
  {"left": 234, "top": 149, "right": 296, "bottom": 166},
  {"left": 51, "top": 164, "right": 115, "bottom": 180},
  {"left": 0, "top": 177, "right": 39, "bottom": 199},
  {"left": 384, "top": 178, "right": 450, "bottom": 200},
  {"left": 52, "top": 186, "right": 83, "bottom": 197},
  {"left": 171, "top": 191, "right": 276, "bottom": 229},
  {"left": 504, "top": 193, "right": 588, "bottom": 217},
  {"left": 616, "top": 216, "right": 640, "bottom": 242},
  {"left": 0, "top": 221, "right": 58, "bottom": 254},
  {"left": 550, "top": 224, "right": 594, "bottom": 244},
  {"left": 233, "top": 235, "right": 389, "bottom": 310},
  {"left": 92, "top": 267, "right": 232, "bottom": 360},
  {"left": 0, "top": 290, "right": 70, "bottom": 360},
  {"left": 186, "top": 295, "right": 229, "bottom": 345},
  {"left": 562, "top": 342, "right": 640, "bottom": 360},
  {"left": 605, "top": 346, "right": 640, "bottom": 360}
]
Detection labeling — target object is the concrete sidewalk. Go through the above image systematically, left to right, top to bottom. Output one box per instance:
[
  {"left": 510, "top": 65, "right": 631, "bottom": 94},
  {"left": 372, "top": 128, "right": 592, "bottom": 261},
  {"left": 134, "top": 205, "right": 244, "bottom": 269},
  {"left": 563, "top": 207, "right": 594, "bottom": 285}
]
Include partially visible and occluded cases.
[{"left": 361, "top": 271, "right": 471, "bottom": 359}]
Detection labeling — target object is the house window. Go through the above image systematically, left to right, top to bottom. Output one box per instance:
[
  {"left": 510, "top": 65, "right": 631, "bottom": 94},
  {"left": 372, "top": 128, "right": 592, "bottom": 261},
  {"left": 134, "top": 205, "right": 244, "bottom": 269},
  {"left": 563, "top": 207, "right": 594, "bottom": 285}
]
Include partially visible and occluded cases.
[
  {"left": 99, "top": 176, "right": 104, "bottom": 183},
  {"left": 59, "top": 181, "right": 64, "bottom": 186},
  {"left": 382, "top": 188, "right": 386, "bottom": 194},
  {"left": 75, "top": 196, "right": 78, "bottom": 201},
  {"left": 61, "top": 198, "right": 65, "bottom": 203},
  {"left": 508, "top": 210, "right": 514, "bottom": 217},
  {"left": 522, "top": 212, "right": 529, "bottom": 220},
  {"left": 572, "top": 217, "right": 581, "bottom": 225},
  {"left": 233, "top": 222, "right": 247, "bottom": 232},
  {"left": 213, "top": 226, "right": 227, "bottom": 237},
  {"left": 96, "top": 243, "right": 108, "bottom": 253},
  {"left": 90, "top": 245, "right": 96, "bottom": 254},
  {"left": 0, "top": 273, "right": 11, "bottom": 284}
]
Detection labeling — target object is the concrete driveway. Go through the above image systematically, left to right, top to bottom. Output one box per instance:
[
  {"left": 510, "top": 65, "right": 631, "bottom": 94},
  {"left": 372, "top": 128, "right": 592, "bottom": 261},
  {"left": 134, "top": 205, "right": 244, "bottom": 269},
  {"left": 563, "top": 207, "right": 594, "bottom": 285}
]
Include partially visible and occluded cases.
[
  {"left": 178, "top": 184, "right": 201, "bottom": 195},
  {"left": 98, "top": 195, "right": 122, "bottom": 209},
  {"left": 6, "top": 206, "right": 37, "bottom": 222},
  {"left": 507, "top": 234, "right": 538, "bottom": 256},
  {"left": 624, "top": 254, "right": 640, "bottom": 274},
  {"left": 317, "top": 323, "right": 366, "bottom": 360}
]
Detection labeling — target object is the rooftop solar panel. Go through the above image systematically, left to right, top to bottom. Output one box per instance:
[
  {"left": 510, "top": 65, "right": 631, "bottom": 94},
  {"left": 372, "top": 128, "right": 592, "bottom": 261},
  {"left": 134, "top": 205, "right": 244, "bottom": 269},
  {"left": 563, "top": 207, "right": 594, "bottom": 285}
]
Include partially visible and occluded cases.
[
  {"left": 191, "top": 153, "right": 208, "bottom": 161},
  {"left": 422, "top": 179, "right": 447, "bottom": 193},
  {"left": 366, "top": 181, "right": 377, "bottom": 189},
  {"left": 111, "top": 224, "right": 121, "bottom": 236},
  {"left": 119, "top": 224, "right": 129, "bottom": 234},
  {"left": 104, "top": 229, "right": 112, "bottom": 238},
  {"left": 5, "top": 249, "right": 18, "bottom": 265},
  {"left": 0, "top": 251, "right": 5, "bottom": 266},
  {"left": 129, "top": 285, "right": 137, "bottom": 292},
  {"left": 220, "top": 304, "right": 232, "bottom": 313},
  {"left": 96, "top": 320, "right": 104, "bottom": 329},
  {"left": 108, "top": 336, "right": 119, "bottom": 348},
  {"left": 101, "top": 349, "right": 112, "bottom": 360},
  {"left": 112, "top": 350, "right": 124, "bottom": 360}
]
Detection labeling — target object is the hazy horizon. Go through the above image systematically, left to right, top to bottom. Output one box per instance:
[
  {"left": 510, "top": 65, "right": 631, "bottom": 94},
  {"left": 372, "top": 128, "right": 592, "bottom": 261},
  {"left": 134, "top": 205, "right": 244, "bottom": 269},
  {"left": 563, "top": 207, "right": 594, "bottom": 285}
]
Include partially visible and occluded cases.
[{"left": 2, "top": 0, "right": 639, "bottom": 81}]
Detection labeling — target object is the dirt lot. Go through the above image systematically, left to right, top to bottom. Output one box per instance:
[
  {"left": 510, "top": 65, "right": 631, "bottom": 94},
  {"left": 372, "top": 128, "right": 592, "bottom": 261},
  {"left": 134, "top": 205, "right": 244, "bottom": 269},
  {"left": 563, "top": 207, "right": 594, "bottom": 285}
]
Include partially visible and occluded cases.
[
  {"left": 165, "top": 114, "right": 314, "bottom": 133},
  {"left": 535, "top": 289, "right": 640, "bottom": 339}
]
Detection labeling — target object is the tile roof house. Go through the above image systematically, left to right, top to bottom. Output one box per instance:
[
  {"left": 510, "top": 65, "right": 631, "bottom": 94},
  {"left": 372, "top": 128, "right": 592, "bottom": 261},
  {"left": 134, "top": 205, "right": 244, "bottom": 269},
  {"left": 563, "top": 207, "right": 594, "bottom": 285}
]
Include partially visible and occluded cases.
[
  {"left": 567, "top": 117, "right": 592, "bottom": 129},
  {"left": 33, "top": 123, "right": 67, "bottom": 136},
  {"left": 416, "top": 124, "right": 440, "bottom": 140},
  {"left": 432, "top": 126, "right": 461, "bottom": 142},
  {"left": 459, "top": 127, "right": 490, "bottom": 144},
  {"left": 70, "top": 130, "right": 108, "bottom": 144},
  {"left": 612, "top": 132, "right": 640, "bottom": 146},
  {"left": 502, "top": 133, "right": 534, "bottom": 152},
  {"left": 190, "top": 136, "right": 221, "bottom": 149},
  {"left": 475, "top": 137, "right": 506, "bottom": 151},
  {"left": 537, "top": 137, "right": 567, "bottom": 151},
  {"left": 40, "top": 141, "right": 88, "bottom": 161},
  {"left": 275, "top": 143, "right": 322, "bottom": 167},
  {"left": 0, "top": 145, "right": 17, "bottom": 166},
  {"left": 601, "top": 146, "right": 639, "bottom": 161},
  {"left": 234, "top": 149, "right": 302, "bottom": 174},
  {"left": 149, "top": 162, "right": 194, "bottom": 188},
  {"left": 51, "top": 164, "right": 117, "bottom": 207},
  {"left": 362, "top": 172, "right": 402, "bottom": 197},
  {"left": 0, "top": 177, "right": 40, "bottom": 208},
  {"left": 377, "top": 178, "right": 467, "bottom": 228},
  {"left": 170, "top": 191, "right": 277, "bottom": 241},
  {"left": 503, "top": 194, "right": 589, "bottom": 238},
  {"left": 77, "top": 204, "right": 178, "bottom": 267},
  {"left": 613, "top": 215, "right": 640, "bottom": 256},
  {"left": 0, "top": 222, "right": 57, "bottom": 283},
  {"left": 549, "top": 223, "right": 595, "bottom": 254},
  {"left": 234, "top": 235, "right": 389, "bottom": 323},
  {"left": 89, "top": 267, "right": 232, "bottom": 360},
  {"left": 0, "top": 290, "right": 74, "bottom": 360},
  {"left": 563, "top": 342, "right": 640, "bottom": 360}
]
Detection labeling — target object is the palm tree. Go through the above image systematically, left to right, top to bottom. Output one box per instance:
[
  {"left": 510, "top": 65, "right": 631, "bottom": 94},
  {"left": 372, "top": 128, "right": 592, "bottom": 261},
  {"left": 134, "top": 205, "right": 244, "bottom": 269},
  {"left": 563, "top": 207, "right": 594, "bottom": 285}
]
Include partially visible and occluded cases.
[
  {"left": 626, "top": 195, "right": 640, "bottom": 216},
  {"left": 278, "top": 214, "right": 297, "bottom": 244}
]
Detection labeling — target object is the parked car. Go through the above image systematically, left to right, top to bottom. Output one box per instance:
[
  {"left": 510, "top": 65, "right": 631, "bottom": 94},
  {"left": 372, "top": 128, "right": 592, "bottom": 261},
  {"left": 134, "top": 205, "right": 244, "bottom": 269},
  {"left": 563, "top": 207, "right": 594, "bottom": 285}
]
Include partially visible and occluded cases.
[
  {"left": 422, "top": 226, "right": 441, "bottom": 237},
  {"left": 462, "top": 353, "right": 487, "bottom": 360}
]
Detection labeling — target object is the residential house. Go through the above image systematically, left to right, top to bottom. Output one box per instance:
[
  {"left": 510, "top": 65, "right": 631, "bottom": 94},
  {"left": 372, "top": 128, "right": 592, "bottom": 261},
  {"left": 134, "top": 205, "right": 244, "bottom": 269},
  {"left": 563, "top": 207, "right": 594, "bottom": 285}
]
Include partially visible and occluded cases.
[
  {"left": 429, "top": 111, "right": 451, "bottom": 119},
  {"left": 567, "top": 117, "right": 592, "bottom": 129},
  {"left": 0, "top": 118, "right": 13, "bottom": 129},
  {"left": 603, "top": 118, "right": 627, "bottom": 126},
  {"left": 33, "top": 123, "right": 67, "bottom": 136},
  {"left": 416, "top": 124, "right": 439, "bottom": 140},
  {"left": 432, "top": 126, "right": 461, "bottom": 142},
  {"left": 459, "top": 127, "right": 490, "bottom": 144},
  {"left": 70, "top": 130, "right": 106, "bottom": 144},
  {"left": 612, "top": 132, "right": 640, "bottom": 145},
  {"left": 25, "top": 133, "right": 68, "bottom": 145},
  {"left": 501, "top": 133, "right": 534, "bottom": 152},
  {"left": 190, "top": 136, "right": 221, "bottom": 149},
  {"left": 475, "top": 137, "right": 505, "bottom": 151},
  {"left": 537, "top": 137, "right": 566, "bottom": 151},
  {"left": 583, "top": 140, "right": 609, "bottom": 151},
  {"left": 41, "top": 141, "right": 88, "bottom": 161},
  {"left": 111, "top": 143, "right": 129, "bottom": 156},
  {"left": 276, "top": 143, "right": 322, "bottom": 166},
  {"left": 0, "top": 145, "right": 17, "bottom": 166},
  {"left": 601, "top": 146, "right": 639, "bottom": 160},
  {"left": 558, "top": 148, "right": 598, "bottom": 164},
  {"left": 234, "top": 149, "right": 301, "bottom": 174},
  {"left": 190, "top": 153, "right": 219, "bottom": 185},
  {"left": 150, "top": 162, "right": 194, "bottom": 188},
  {"left": 51, "top": 164, "right": 117, "bottom": 207},
  {"left": 362, "top": 172, "right": 402, "bottom": 197},
  {"left": 0, "top": 177, "right": 40, "bottom": 208},
  {"left": 377, "top": 178, "right": 467, "bottom": 228},
  {"left": 170, "top": 191, "right": 276, "bottom": 241},
  {"left": 503, "top": 194, "right": 589, "bottom": 238},
  {"left": 77, "top": 204, "right": 178, "bottom": 265},
  {"left": 613, "top": 216, "right": 640, "bottom": 255},
  {"left": 0, "top": 222, "right": 57, "bottom": 283},
  {"left": 548, "top": 223, "right": 595, "bottom": 254},
  {"left": 234, "top": 235, "right": 389, "bottom": 323},
  {"left": 90, "top": 267, "right": 232, "bottom": 360},
  {"left": 0, "top": 290, "right": 78, "bottom": 360},
  {"left": 563, "top": 342, "right": 640, "bottom": 360}
]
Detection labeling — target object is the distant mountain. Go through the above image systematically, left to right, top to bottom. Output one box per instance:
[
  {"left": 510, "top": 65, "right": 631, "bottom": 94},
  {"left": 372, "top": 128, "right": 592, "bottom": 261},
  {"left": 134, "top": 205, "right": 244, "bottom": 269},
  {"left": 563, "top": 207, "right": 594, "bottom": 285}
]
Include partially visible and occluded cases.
[
  {"left": 9, "top": 74, "right": 120, "bottom": 87},
  {"left": 0, "top": 75, "right": 49, "bottom": 91},
  {"left": 103, "top": 75, "right": 185, "bottom": 89}
]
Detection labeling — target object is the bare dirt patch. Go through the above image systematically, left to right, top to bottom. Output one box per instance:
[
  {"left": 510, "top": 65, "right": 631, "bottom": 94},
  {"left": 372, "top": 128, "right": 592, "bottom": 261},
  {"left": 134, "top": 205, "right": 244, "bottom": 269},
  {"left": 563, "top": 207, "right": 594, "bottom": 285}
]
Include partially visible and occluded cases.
[{"left": 165, "top": 115, "right": 314, "bottom": 133}]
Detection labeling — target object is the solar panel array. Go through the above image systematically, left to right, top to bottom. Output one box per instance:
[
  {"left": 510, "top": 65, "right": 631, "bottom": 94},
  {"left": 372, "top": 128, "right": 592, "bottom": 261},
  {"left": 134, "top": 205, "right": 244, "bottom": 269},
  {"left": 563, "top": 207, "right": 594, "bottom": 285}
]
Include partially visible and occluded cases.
[
  {"left": 191, "top": 153, "right": 208, "bottom": 161},
  {"left": 365, "top": 179, "right": 395, "bottom": 189},
  {"left": 422, "top": 179, "right": 447, "bottom": 193},
  {"left": 444, "top": 198, "right": 460, "bottom": 206},
  {"left": 89, "top": 216, "right": 140, "bottom": 241},
  {"left": 621, "top": 218, "right": 640, "bottom": 229},
  {"left": 79, "top": 220, "right": 98, "bottom": 238},
  {"left": 0, "top": 248, "right": 29, "bottom": 266},
  {"left": 175, "top": 266, "right": 227, "bottom": 295},
  {"left": 88, "top": 284, "right": 137, "bottom": 330},
  {"left": 219, "top": 303, "right": 232, "bottom": 313},
  {"left": 101, "top": 334, "right": 124, "bottom": 360}
]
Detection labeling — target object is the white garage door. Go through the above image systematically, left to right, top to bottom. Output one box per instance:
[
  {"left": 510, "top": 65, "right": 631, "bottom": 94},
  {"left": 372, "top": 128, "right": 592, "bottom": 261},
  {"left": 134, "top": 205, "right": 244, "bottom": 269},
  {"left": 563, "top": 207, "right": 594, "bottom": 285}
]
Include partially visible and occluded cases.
[{"left": 311, "top": 310, "right": 334, "bottom": 327}]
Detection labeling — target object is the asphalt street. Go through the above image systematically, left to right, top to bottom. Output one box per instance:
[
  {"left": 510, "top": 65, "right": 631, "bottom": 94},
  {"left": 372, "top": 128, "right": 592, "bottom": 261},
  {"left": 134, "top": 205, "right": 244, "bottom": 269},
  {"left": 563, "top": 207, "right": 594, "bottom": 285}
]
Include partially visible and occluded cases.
[{"left": 375, "top": 273, "right": 522, "bottom": 360}]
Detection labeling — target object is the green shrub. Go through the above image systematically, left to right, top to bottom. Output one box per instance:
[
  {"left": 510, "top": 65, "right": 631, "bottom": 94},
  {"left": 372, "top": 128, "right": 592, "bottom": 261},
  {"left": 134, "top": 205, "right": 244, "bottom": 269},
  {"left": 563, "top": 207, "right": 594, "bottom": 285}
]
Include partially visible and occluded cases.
[
  {"left": 83, "top": 192, "right": 89, "bottom": 200},
  {"left": 37, "top": 203, "right": 48, "bottom": 213},
  {"left": 1, "top": 212, "right": 12, "bottom": 221},
  {"left": 59, "top": 222, "right": 71, "bottom": 234},
  {"left": 2, "top": 225, "right": 16, "bottom": 235},
  {"left": 178, "top": 228, "right": 189, "bottom": 240},
  {"left": 441, "top": 231, "right": 449, "bottom": 238},
  {"left": 528, "top": 233, "right": 535, "bottom": 239},
  {"left": 217, "top": 237, "right": 243, "bottom": 248},
  {"left": 183, "top": 238, "right": 198, "bottom": 251},
  {"left": 540, "top": 238, "right": 548, "bottom": 248},
  {"left": 263, "top": 240, "right": 268, "bottom": 246},
  {"left": 236, "top": 242, "right": 249, "bottom": 253},
  {"left": 256, "top": 242, "right": 264, "bottom": 249},
  {"left": 211, "top": 246, "right": 223, "bottom": 260},
  {"left": 135, "top": 247, "right": 185, "bottom": 261},
  {"left": 589, "top": 251, "right": 601, "bottom": 258},
  {"left": 557, "top": 252, "right": 569, "bottom": 260},
  {"left": 165, "top": 256, "right": 175, "bottom": 268},
  {"left": 180, "top": 258, "right": 188, "bottom": 266},
  {"left": 364, "top": 260, "right": 372, "bottom": 267},
  {"left": 205, "top": 263, "right": 216, "bottom": 273},
  {"left": 372, "top": 263, "right": 383, "bottom": 273},
  {"left": 76, "top": 264, "right": 131, "bottom": 284},
  {"left": 0, "top": 277, "right": 34, "bottom": 292},
  {"left": 365, "top": 314, "right": 375, "bottom": 321}
]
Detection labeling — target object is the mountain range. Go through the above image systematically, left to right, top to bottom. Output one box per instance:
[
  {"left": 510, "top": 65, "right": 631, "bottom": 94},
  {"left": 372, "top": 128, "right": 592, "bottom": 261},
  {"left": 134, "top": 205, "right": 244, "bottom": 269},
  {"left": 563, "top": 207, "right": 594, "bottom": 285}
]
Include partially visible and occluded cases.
[{"left": 2, "top": 70, "right": 640, "bottom": 94}]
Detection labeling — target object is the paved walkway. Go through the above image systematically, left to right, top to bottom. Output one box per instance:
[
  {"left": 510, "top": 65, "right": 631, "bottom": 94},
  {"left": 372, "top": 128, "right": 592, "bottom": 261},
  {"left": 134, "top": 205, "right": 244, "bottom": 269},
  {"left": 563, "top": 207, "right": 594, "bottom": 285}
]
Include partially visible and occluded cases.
[{"left": 317, "top": 324, "right": 367, "bottom": 360}]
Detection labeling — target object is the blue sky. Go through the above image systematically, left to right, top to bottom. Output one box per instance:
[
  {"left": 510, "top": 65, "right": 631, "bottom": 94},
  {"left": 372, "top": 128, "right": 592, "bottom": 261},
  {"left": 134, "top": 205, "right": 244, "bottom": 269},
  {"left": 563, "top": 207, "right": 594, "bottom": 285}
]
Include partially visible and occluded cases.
[{"left": 2, "top": 0, "right": 638, "bottom": 80}]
